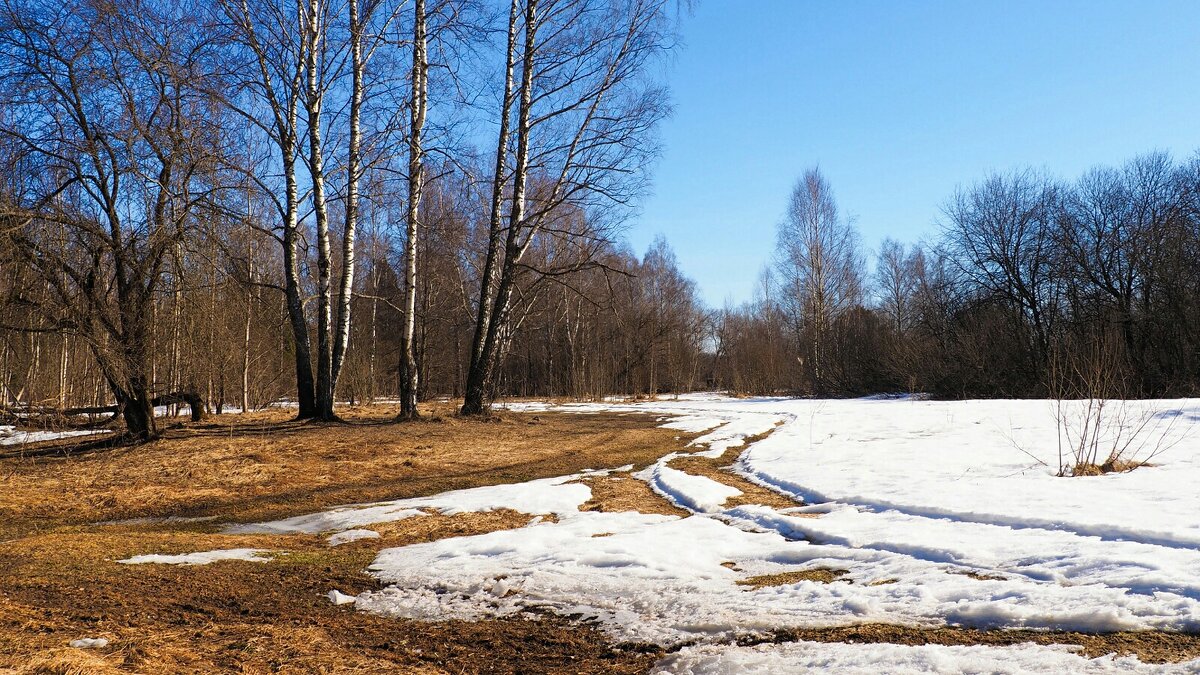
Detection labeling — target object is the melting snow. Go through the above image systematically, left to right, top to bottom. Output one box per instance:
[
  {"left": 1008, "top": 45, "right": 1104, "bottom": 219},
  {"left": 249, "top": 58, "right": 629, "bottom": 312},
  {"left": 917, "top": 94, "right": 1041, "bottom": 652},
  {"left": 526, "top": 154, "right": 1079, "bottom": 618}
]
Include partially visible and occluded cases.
[
  {"left": 153, "top": 394, "right": 1200, "bottom": 672},
  {"left": 359, "top": 395, "right": 1200, "bottom": 672},
  {"left": 0, "top": 425, "right": 110, "bottom": 445},
  {"left": 225, "top": 476, "right": 589, "bottom": 536},
  {"left": 328, "top": 529, "right": 381, "bottom": 546},
  {"left": 117, "top": 548, "right": 275, "bottom": 565},
  {"left": 327, "top": 590, "right": 357, "bottom": 606},
  {"left": 68, "top": 637, "right": 109, "bottom": 649},
  {"left": 651, "top": 640, "right": 1196, "bottom": 674}
]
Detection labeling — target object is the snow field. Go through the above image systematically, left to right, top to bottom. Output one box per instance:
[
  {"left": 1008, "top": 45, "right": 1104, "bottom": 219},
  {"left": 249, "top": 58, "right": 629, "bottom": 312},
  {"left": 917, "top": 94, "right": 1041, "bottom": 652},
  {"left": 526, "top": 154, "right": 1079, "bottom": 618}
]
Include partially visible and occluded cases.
[
  {"left": 117, "top": 394, "right": 1200, "bottom": 672},
  {"left": 367, "top": 395, "right": 1200, "bottom": 671}
]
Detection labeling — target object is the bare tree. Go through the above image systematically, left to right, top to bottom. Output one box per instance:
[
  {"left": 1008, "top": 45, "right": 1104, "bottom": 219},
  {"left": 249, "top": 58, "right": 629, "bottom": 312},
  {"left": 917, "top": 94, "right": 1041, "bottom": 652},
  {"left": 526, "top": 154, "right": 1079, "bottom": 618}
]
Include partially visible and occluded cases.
[
  {"left": 0, "top": 0, "right": 222, "bottom": 439},
  {"left": 219, "top": 0, "right": 318, "bottom": 417},
  {"left": 220, "top": 0, "right": 404, "bottom": 419},
  {"left": 398, "top": 0, "right": 428, "bottom": 419},
  {"left": 461, "top": 0, "right": 675, "bottom": 415},
  {"left": 774, "top": 167, "right": 864, "bottom": 393},
  {"left": 942, "top": 169, "right": 1061, "bottom": 368},
  {"left": 875, "top": 237, "right": 920, "bottom": 334}
]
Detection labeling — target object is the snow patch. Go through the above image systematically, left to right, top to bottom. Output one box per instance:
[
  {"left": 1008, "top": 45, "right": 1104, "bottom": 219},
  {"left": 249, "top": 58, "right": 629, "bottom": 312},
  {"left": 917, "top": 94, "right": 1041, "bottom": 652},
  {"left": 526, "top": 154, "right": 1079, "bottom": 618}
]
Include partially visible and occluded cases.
[
  {"left": 0, "top": 425, "right": 110, "bottom": 445},
  {"left": 636, "top": 462, "right": 742, "bottom": 513},
  {"left": 227, "top": 476, "right": 589, "bottom": 536},
  {"left": 328, "top": 529, "right": 381, "bottom": 546},
  {"left": 117, "top": 548, "right": 274, "bottom": 565},
  {"left": 327, "top": 590, "right": 357, "bottom": 606},
  {"left": 68, "top": 638, "right": 109, "bottom": 649},
  {"left": 652, "top": 640, "right": 1198, "bottom": 674}
]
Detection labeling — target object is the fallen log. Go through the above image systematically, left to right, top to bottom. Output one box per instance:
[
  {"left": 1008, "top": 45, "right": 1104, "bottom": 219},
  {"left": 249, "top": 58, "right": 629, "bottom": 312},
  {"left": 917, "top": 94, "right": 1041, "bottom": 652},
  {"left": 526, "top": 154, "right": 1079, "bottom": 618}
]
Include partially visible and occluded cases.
[
  {"left": 21, "top": 389, "right": 205, "bottom": 420},
  {"left": 4, "top": 391, "right": 206, "bottom": 425},
  {"left": 150, "top": 391, "right": 205, "bottom": 422}
]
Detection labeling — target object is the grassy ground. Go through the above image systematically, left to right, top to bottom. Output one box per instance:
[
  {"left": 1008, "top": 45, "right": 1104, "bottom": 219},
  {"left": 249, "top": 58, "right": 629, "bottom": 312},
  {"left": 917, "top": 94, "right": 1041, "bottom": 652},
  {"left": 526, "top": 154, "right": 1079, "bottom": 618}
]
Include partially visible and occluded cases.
[
  {"left": 2, "top": 402, "right": 1199, "bottom": 673},
  {"left": 0, "top": 404, "right": 684, "bottom": 674}
]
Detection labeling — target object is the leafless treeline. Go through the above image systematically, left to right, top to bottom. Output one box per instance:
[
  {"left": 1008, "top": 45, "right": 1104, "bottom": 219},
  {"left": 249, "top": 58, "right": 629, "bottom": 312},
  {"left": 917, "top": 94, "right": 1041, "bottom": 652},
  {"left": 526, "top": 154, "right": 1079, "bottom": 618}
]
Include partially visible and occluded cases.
[
  {"left": 0, "top": 0, "right": 702, "bottom": 438},
  {"left": 4, "top": 0, "right": 1195, "bottom": 442},
  {"left": 715, "top": 157, "right": 1200, "bottom": 399}
]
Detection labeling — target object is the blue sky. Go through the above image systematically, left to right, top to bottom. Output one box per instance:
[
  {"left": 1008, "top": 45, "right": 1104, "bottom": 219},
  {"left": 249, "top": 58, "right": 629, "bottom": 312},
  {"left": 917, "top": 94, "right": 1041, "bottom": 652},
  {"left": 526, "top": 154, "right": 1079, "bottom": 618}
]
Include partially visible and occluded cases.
[{"left": 625, "top": 0, "right": 1200, "bottom": 307}]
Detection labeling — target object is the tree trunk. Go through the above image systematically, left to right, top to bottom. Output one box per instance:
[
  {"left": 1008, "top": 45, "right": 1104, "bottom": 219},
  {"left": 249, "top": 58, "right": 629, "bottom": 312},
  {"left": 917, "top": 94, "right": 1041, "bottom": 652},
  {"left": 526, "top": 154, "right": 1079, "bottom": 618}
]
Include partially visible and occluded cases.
[
  {"left": 306, "top": 0, "right": 335, "bottom": 420},
  {"left": 332, "top": 0, "right": 364, "bottom": 400},
  {"left": 399, "top": 0, "right": 427, "bottom": 420},
  {"left": 462, "top": 0, "right": 521, "bottom": 417},
  {"left": 463, "top": 0, "right": 533, "bottom": 416},
  {"left": 282, "top": 151, "right": 317, "bottom": 418},
  {"left": 242, "top": 198, "right": 254, "bottom": 414},
  {"left": 120, "top": 388, "right": 157, "bottom": 442}
]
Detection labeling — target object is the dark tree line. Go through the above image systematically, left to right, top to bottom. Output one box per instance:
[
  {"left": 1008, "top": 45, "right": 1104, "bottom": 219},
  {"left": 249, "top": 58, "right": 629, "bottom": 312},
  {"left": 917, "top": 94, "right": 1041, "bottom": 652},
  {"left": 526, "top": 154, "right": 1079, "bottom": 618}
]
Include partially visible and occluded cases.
[
  {"left": 0, "top": 0, "right": 695, "bottom": 440},
  {"left": 3, "top": 0, "right": 1196, "bottom": 445},
  {"left": 713, "top": 156, "right": 1200, "bottom": 399}
]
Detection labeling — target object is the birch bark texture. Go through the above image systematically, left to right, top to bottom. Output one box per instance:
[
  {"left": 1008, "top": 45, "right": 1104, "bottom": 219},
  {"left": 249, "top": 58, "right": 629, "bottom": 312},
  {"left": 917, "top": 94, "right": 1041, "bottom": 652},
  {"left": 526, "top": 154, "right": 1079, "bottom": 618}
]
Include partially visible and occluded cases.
[
  {"left": 399, "top": 0, "right": 428, "bottom": 420},
  {"left": 461, "top": 0, "right": 676, "bottom": 415}
]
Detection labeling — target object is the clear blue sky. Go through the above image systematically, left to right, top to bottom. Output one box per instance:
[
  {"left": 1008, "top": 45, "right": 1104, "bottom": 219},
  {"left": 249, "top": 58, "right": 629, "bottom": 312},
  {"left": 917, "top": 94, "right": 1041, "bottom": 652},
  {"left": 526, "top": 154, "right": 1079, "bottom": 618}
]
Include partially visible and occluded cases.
[{"left": 625, "top": 0, "right": 1200, "bottom": 307}]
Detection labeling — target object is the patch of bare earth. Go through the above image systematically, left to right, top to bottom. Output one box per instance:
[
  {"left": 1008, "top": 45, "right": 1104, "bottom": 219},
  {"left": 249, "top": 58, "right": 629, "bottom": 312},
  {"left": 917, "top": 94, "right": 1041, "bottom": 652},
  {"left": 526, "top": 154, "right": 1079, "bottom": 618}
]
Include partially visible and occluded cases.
[
  {"left": 0, "top": 403, "right": 688, "bottom": 537},
  {"left": 665, "top": 427, "right": 803, "bottom": 511},
  {"left": 573, "top": 474, "right": 689, "bottom": 517},
  {"left": 735, "top": 568, "right": 849, "bottom": 588},
  {"left": 948, "top": 568, "right": 1008, "bottom": 581},
  {"left": 743, "top": 624, "right": 1200, "bottom": 665}
]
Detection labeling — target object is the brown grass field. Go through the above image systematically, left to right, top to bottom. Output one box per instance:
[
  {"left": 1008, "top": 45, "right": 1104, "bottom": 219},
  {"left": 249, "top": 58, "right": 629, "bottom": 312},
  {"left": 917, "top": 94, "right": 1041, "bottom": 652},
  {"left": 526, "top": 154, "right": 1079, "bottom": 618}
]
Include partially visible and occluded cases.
[{"left": 2, "top": 402, "right": 1199, "bottom": 673}]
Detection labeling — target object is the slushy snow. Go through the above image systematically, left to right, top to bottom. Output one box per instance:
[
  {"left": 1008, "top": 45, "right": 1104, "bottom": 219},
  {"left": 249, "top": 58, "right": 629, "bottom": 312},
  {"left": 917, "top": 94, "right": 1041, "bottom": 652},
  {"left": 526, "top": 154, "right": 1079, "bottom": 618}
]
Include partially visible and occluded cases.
[
  {"left": 184, "top": 394, "right": 1200, "bottom": 673},
  {"left": 359, "top": 395, "right": 1200, "bottom": 672}
]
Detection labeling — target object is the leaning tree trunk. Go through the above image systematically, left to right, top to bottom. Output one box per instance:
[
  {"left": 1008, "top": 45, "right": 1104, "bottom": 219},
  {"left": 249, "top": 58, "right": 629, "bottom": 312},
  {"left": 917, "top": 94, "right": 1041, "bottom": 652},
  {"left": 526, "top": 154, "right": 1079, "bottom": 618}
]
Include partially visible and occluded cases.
[{"left": 461, "top": 0, "right": 525, "bottom": 416}]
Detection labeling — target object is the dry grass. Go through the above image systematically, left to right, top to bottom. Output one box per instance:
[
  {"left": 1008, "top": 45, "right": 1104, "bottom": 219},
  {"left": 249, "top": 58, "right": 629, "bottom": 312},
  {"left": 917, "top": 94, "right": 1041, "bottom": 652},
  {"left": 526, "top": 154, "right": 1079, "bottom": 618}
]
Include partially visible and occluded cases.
[
  {"left": 0, "top": 403, "right": 685, "bottom": 538},
  {"left": 0, "top": 403, "right": 689, "bottom": 674},
  {"left": 665, "top": 427, "right": 801, "bottom": 511},
  {"left": 1071, "top": 458, "right": 1150, "bottom": 476},
  {"left": 573, "top": 474, "right": 689, "bottom": 517},
  {"left": 0, "top": 512, "right": 659, "bottom": 673},
  {"left": 736, "top": 568, "right": 849, "bottom": 588},
  {"left": 749, "top": 624, "right": 1200, "bottom": 664}
]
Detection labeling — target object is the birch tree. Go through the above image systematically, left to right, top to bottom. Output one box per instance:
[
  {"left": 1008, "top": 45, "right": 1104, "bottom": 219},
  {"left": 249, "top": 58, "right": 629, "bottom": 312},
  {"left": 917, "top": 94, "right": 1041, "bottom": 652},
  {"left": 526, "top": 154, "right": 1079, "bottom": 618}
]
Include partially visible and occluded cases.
[
  {"left": 219, "top": 0, "right": 318, "bottom": 417},
  {"left": 221, "top": 0, "right": 403, "bottom": 419},
  {"left": 398, "top": 0, "right": 428, "bottom": 419},
  {"left": 461, "top": 0, "right": 675, "bottom": 415},
  {"left": 774, "top": 168, "right": 864, "bottom": 393}
]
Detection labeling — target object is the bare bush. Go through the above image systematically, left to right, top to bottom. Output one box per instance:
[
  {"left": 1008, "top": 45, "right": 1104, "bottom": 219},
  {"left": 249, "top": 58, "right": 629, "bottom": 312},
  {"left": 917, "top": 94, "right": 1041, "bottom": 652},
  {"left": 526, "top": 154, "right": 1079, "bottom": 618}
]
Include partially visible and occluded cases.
[{"left": 1048, "top": 334, "right": 1187, "bottom": 476}]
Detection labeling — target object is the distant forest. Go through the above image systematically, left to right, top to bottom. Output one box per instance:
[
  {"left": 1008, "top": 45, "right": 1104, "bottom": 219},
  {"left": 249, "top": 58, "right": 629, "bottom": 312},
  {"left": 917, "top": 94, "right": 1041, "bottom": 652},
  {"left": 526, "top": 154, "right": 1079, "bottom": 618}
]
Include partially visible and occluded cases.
[
  {"left": 2, "top": 0, "right": 1197, "bottom": 442},
  {"left": 721, "top": 155, "right": 1200, "bottom": 401}
]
